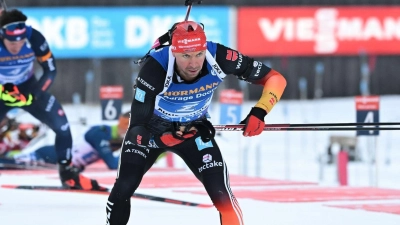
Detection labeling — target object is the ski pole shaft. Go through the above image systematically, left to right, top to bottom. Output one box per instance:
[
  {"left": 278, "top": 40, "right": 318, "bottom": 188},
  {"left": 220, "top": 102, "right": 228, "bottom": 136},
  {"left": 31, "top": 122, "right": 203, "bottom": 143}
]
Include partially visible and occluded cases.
[
  {"left": 261, "top": 122, "right": 400, "bottom": 127},
  {"left": 214, "top": 124, "right": 400, "bottom": 131}
]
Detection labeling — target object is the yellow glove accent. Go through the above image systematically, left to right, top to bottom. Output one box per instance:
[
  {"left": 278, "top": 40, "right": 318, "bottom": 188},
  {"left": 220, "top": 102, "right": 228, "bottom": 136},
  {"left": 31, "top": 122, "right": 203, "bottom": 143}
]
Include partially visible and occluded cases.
[
  {"left": 1, "top": 84, "right": 34, "bottom": 107},
  {"left": 5, "top": 93, "right": 33, "bottom": 107}
]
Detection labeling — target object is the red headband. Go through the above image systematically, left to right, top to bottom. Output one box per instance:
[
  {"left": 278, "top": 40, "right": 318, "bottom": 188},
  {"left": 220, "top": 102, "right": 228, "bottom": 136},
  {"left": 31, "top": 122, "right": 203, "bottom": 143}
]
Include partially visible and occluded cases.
[{"left": 171, "top": 21, "right": 207, "bottom": 53}]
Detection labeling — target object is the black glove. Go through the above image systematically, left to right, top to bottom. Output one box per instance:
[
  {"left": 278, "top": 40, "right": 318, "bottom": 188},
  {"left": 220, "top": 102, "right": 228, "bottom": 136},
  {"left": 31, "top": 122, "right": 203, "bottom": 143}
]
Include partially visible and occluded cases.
[
  {"left": 191, "top": 119, "right": 215, "bottom": 142},
  {"left": 154, "top": 120, "right": 215, "bottom": 147},
  {"left": 157, "top": 130, "right": 197, "bottom": 147},
  {"left": 58, "top": 164, "right": 104, "bottom": 191}
]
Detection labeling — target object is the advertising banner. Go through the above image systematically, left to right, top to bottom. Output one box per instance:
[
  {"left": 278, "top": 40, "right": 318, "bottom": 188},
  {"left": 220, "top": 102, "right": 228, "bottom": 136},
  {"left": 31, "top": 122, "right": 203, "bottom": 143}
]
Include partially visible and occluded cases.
[
  {"left": 20, "top": 7, "right": 231, "bottom": 58},
  {"left": 238, "top": 7, "right": 400, "bottom": 56}
]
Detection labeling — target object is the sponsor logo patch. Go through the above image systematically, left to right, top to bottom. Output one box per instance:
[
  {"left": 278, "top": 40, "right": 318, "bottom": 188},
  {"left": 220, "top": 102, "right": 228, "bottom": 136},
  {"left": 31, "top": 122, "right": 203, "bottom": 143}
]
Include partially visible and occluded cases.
[
  {"left": 226, "top": 50, "right": 238, "bottom": 61},
  {"left": 137, "top": 77, "right": 155, "bottom": 91},
  {"left": 135, "top": 87, "right": 146, "bottom": 103},
  {"left": 45, "top": 96, "right": 55, "bottom": 112},
  {"left": 196, "top": 137, "right": 213, "bottom": 151},
  {"left": 124, "top": 148, "right": 147, "bottom": 158},
  {"left": 198, "top": 154, "right": 223, "bottom": 172},
  {"left": 203, "top": 154, "right": 212, "bottom": 163}
]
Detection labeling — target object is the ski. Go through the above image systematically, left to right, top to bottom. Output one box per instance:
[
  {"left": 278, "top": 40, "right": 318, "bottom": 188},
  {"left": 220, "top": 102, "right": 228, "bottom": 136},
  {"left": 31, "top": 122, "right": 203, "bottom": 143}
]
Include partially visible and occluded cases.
[{"left": 1, "top": 184, "right": 212, "bottom": 208}]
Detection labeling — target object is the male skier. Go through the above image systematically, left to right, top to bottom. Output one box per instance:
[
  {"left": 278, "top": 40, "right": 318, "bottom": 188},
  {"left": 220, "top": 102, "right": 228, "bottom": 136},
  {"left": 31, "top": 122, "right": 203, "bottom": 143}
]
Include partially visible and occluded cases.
[{"left": 105, "top": 21, "right": 287, "bottom": 224}]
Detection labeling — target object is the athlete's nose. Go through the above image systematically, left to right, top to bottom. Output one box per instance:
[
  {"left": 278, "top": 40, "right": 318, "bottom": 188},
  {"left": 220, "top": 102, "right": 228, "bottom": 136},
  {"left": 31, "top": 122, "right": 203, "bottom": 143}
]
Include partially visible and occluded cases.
[{"left": 188, "top": 58, "right": 199, "bottom": 68}]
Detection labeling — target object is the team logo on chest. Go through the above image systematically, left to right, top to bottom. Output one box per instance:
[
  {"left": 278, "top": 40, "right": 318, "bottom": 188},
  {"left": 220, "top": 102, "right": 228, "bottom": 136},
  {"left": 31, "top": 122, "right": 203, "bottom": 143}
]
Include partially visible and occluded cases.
[{"left": 176, "top": 102, "right": 200, "bottom": 112}]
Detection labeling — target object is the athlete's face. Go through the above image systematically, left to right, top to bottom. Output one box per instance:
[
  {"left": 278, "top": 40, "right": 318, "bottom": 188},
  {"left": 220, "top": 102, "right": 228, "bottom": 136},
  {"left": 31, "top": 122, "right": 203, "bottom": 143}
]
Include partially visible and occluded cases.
[
  {"left": 3, "top": 38, "right": 26, "bottom": 55},
  {"left": 174, "top": 50, "right": 206, "bottom": 82}
]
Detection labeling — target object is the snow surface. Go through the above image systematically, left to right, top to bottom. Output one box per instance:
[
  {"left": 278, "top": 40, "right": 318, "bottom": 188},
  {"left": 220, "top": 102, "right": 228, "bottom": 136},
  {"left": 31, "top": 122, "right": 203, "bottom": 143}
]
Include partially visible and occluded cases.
[{"left": 1, "top": 96, "right": 399, "bottom": 225}]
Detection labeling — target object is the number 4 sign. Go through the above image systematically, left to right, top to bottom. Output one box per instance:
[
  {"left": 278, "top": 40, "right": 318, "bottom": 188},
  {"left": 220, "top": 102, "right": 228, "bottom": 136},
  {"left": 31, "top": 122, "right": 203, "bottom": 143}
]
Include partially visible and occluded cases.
[
  {"left": 100, "top": 86, "right": 123, "bottom": 121},
  {"left": 355, "top": 96, "right": 379, "bottom": 136}
]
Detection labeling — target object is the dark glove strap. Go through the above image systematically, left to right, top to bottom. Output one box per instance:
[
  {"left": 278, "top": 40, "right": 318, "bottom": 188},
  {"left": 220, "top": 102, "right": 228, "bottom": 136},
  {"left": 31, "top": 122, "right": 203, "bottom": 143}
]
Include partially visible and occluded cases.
[
  {"left": 240, "top": 107, "right": 267, "bottom": 124},
  {"left": 250, "top": 107, "right": 267, "bottom": 121},
  {"left": 240, "top": 115, "right": 249, "bottom": 124},
  {"left": 163, "top": 119, "right": 215, "bottom": 142},
  {"left": 190, "top": 119, "right": 215, "bottom": 142},
  {"left": 170, "top": 122, "right": 186, "bottom": 140}
]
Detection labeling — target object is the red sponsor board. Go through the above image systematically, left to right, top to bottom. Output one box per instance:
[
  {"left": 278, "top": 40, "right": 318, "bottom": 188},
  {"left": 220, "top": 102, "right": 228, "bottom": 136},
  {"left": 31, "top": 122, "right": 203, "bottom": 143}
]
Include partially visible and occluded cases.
[
  {"left": 238, "top": 7, "right": 400, "bottom": 56},
  {"left": 100, "top": 86, "right": 123, "bottom": 99},
  {"left": 219, "top": 89, "right": 243, "bottom": 105},
  {"left": 355, "top": 96, "right": 379, "bottom": 110}
]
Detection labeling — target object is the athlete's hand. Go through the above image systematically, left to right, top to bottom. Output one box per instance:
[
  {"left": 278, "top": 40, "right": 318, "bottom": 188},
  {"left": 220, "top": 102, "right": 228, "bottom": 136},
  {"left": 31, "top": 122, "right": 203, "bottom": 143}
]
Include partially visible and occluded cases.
[
  {"left": 0, "top": 83, "right": 33, "bottom": 107},
  {"left": 240, "top": 107, "right": 267, "bottom": 137},
  {"left": 159, "top": 126, "right": 197, "bottom": 147}
]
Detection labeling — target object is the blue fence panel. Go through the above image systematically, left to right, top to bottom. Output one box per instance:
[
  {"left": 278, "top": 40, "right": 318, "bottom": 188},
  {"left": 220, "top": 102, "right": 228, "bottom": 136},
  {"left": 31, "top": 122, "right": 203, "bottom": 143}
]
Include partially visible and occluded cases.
[{"left": 20, "top": 7, "right": 231, "bottom": 58}]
